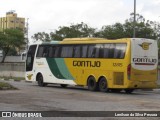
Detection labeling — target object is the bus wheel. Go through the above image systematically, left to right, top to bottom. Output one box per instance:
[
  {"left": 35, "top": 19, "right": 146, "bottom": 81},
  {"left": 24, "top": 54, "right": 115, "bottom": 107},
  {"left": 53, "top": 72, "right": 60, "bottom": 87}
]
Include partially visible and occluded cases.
[
  {"left": 37, "top": 74, "right": 47, "bottom": 87},
  {"left": 87, "top": 76, "right": 98, "bottom": 91},
  {"left": 99, "top": 77, "right": 108, "bottom": 92},
  {"left": 60, "top": 84, "right": 68, "bottom": 88},
  {"left": 125, "top": 89, "right": 134, "bottom": 94}
]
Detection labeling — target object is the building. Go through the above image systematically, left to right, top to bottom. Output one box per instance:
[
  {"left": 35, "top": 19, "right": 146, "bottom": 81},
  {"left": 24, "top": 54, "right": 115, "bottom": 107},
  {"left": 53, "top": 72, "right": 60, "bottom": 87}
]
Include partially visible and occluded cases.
[
  {"left": 0, "top": 10, "right": 25, "bottom": 31},
  {"left": 0, "top": 11, "right": 26, "bottom": 55}
]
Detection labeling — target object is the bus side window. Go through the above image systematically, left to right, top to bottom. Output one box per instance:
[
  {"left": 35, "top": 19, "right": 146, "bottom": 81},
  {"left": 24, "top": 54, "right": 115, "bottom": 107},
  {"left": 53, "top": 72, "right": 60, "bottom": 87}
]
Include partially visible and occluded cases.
[
  {"left": 95, "top": 44, "right": 103, "bottom": 58},
  {"left": 104, "top": 44, "right": 110, "bottom": 58},
  {"left": 108, "top": 44, "right": 115, "bottom": 58},
  {"left": 115, "top": 44, "right": 126, "bottom": 59},
  {"left": 36, "top": 45, "right": 49, "bottom": 58},
  {"left": 61, "top": 45, "right": 73, "bottom": 58},
  {"left": 73, "top": 45, "right": 81, "bottom": 58},
  {"left": 82, "top": 45, "right": 88, "bottom": 58},
  {"left": 88, "top": 45, "right": 95, "bottom": 58},
  {"left": 36, "top": 46, "right": 44, "bottom": 57},
  {"left": 42, "top": 46, "right": 49, "bottom": 57},
  {"left": 54, "top": 46, "right": 62, "bottom": 58}
]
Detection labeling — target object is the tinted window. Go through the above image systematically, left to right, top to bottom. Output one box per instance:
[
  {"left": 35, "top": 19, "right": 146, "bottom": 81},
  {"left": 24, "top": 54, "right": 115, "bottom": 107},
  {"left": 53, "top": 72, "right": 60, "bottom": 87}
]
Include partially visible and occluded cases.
[
  {"left": 35, "top": 43, "right": 126, "bottom": 59},
  {"left": 95, "top": 44, "right": 104, "bottom": 58},
  {"left": 103, "top": 44, "right": 110, "bottom": 58},
  {"left": 114, "top": 44, "right": 126, "bottom": 59},
  {"left": 26, "top": 45, "right": 37, "bottom": 71},
  {"left": 36, "top": 45, "right": 49, "bottom": 57},
  {"left": 73, "top": 45, "right": 81, "bottom": 58},
  {"left": 82, "top": 45, "right": 88, "bottom": 58},
  {"left": 88, "top": 45, "right": 95, "bottom": 58},
  {"left": 54, "top": 46, "right": 62, "bottom": 57},
  {"left": 61, "top": 46, "right": 73, "bottom": 58}
]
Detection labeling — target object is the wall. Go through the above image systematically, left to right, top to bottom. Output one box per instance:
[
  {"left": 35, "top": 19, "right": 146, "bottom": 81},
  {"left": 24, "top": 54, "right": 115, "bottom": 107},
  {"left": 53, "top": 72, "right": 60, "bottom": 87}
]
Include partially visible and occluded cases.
[
  {"left": 0, "top": 56, "right": 24, "bottom": 63},
  {"left": 0, "top": 62, "right": 25, "bottom": 78}
]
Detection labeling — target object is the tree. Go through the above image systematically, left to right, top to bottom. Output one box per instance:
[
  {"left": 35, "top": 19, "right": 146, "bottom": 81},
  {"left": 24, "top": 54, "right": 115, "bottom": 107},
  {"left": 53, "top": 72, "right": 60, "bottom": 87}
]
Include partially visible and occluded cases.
[
  {"left": 98, "top": 13, "right": 159, "bottom": 40},
  {"left": 32, "top": 14, "right": 160, "bottom": 42},
  {"left": 32, "top": 22, "right": 96, "bottom": 41},
  {"left": 50, "top": 22, "right": 96, "bottom": 41},
  {"left": 98, "top": 23, "right": 126, "bottom": 39},
  {"left": 0, "top": 29, "right": 25, "bottom": 63},
  {"left": 32, "top": 32, "right": 51, "bottom": 42}
]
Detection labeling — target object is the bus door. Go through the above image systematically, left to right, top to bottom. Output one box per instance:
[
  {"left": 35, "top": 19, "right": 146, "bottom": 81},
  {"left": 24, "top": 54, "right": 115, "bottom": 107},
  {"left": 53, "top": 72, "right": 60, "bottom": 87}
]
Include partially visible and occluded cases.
[{"left": 26, "top": 45, "right": 37, "bottom": 81}]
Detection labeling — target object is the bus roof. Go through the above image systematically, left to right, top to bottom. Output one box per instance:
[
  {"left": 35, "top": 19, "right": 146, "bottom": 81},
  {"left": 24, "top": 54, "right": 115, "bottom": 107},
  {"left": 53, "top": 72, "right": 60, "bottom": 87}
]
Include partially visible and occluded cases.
[
  {"left": 63, "top": 37, "right": 107, "bottom": 41},
  {"left": 29, "top": 38, "right": 156, "bottom": 45}
]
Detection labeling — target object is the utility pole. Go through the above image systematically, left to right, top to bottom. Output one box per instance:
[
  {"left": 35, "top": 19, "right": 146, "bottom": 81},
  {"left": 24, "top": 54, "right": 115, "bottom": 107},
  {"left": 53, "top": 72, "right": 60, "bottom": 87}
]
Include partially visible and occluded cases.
[
  {"left": 133, "top": 0, "right": 136, "bottom": 38},
  {"left": 26, "top": 18, "right": 29, "bottom": 51}
]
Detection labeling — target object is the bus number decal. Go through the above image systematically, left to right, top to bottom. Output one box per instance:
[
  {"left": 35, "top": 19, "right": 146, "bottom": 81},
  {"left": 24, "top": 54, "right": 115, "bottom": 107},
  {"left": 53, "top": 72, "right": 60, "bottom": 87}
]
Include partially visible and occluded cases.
[
  {"left": 73, "top": 61, "right": 101, "bottom": 67},
  {"left": 113, "top": 63, "right": 123, "bottom": 67}
]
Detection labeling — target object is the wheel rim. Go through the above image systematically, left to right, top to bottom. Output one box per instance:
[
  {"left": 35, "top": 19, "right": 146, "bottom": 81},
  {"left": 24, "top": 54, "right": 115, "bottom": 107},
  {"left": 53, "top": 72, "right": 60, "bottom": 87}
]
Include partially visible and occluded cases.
[{"left": 100, "top": 80, "right": 106, "bottom": 89}]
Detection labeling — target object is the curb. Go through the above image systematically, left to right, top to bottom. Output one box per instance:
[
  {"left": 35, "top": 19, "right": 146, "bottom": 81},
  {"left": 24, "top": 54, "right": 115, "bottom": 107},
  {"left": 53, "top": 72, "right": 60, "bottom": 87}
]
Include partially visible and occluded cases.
[{"left": 0, "top": 78, "right": 32, "bottom": 83}]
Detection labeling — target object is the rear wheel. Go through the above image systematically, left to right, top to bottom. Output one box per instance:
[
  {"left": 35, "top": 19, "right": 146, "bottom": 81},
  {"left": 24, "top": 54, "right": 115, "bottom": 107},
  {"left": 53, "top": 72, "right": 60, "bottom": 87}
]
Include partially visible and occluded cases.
[
  {"left": 37, "top": 74, "right": 47, "bottom": 87},
  {"left": 87, "top": 76, "right": 98, "bottom": 91},
  {"left": 99, "top": 77, "right": 108, "bottom": 92},
  {"left": 60, "top": 84, "right": 68, "bottom": 88},
  {"left": 125, "top": 89, "right": 134, "bottom": 94}
]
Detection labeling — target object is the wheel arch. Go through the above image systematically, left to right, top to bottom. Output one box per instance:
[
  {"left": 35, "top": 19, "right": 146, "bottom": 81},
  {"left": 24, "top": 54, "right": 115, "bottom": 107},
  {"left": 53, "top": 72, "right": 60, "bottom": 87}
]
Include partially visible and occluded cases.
[{"left": 98, "top": 76, "right": 107, "bottom": 83}]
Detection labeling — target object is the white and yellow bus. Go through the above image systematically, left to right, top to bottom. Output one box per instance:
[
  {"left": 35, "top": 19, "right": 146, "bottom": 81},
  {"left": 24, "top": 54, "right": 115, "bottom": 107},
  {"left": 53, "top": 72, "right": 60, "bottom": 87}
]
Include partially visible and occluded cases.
[{"left": 25, "top": 38, "right": 158, "bottom": 93}]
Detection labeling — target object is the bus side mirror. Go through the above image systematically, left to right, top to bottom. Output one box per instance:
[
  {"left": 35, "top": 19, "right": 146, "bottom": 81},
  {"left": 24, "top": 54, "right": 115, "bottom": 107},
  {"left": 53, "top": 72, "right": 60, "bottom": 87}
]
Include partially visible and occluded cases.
[{"left": 21, "top": 52, "right": 26, "bottom": 61}]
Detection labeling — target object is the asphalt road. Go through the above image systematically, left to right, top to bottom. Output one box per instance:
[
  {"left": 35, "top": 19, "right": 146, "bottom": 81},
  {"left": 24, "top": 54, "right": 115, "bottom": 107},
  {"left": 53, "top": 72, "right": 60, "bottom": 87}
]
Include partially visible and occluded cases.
[{"left": 0, "top": 80, "right": 160, "bottom": 120}]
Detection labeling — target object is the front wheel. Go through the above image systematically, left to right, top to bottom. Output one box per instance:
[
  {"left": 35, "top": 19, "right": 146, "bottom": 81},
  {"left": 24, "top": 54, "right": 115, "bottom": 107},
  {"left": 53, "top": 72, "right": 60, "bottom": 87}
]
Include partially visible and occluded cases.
[
  {"left": 37, "top": 74, "right": 47, "bottom": 87},
  {"left": 99, "top": 77, "right": 108, "bottom": 92}
]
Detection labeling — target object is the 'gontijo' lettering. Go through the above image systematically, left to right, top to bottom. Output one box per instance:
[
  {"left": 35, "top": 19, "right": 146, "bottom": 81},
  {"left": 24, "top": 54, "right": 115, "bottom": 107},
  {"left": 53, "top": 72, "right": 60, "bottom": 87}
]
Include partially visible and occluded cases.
[
  {"left": 133, "top": 58, "right": 157, "bottom": 64},
  {"left": 73, "top": 61, "right": 101, "bottom": 67}
]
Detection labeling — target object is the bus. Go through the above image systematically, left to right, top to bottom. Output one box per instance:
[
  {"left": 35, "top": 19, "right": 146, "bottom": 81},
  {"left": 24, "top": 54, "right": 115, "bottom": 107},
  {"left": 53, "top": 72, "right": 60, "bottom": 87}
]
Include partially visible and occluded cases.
[{"left": 25, "top": 38, "right": 158, "bottom": 93}]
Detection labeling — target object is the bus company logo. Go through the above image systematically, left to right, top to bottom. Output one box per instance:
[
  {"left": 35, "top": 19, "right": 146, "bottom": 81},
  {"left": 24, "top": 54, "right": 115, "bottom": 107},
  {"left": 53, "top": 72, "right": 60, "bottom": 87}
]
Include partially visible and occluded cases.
[
  {"left": 139, "top": 42, "right": 152, "bottom": 50},
  {"left": 27, "top": 74, "right": 33, "bottom": 80},
  {"left": 2, "top": 112, "right": 11, "bottom": 117}
]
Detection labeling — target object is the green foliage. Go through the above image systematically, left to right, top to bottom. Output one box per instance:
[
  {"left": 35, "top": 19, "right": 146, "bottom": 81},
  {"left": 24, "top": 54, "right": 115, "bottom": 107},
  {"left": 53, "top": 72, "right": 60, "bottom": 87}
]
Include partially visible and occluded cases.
[
  {"left": 32, "top": 13, "right": 160, "bottom": 42},
  {"left": 99, "top": 13, "right": 159, "bottom": 39},
  {"left": 32, "top": 22, "right": 96, "bottom": 41},
  {"left": 0, "top": 29, "right": 25, "bottom": 62},
  {"left": 32, "top": 32, "right": 51, "bottom": 42}
]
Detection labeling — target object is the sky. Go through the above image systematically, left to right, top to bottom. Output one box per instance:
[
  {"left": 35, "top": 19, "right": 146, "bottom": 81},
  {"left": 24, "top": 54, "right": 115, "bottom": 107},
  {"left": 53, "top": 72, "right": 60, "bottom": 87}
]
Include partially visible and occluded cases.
[{"left": 1, "top": 0, "right": 160, "bottom": 41}]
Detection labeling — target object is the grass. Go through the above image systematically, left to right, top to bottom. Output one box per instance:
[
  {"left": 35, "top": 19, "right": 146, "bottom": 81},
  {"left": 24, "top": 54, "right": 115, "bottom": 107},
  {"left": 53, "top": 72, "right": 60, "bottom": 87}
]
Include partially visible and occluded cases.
[{"left": 0, "top": 82, "right": 17, "bottom": 90}]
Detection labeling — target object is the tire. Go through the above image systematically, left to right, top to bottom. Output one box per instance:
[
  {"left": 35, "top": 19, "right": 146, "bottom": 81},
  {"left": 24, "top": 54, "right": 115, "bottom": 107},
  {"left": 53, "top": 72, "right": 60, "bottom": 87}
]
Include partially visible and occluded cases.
[
  {"left": 37, "top": 74, "right": 47, "bottom": 87},
  {"left": 87, "top": 76, "right": 98, "bottom": 91},
  {"left": 98, "top": 77, "right": 108, "bottom": 92},
  {"left": 60, "top": 84, "right": 68, "bottom": 88},
  {"left": 125, "top": 89, "right": 134, "bottom": 94}
]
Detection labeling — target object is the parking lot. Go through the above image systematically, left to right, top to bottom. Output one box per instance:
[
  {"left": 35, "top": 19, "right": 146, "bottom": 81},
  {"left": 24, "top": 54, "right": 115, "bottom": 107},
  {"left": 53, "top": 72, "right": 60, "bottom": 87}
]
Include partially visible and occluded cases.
[{"left": 0, "top": 80, "right": 160, "bottom": 119}]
